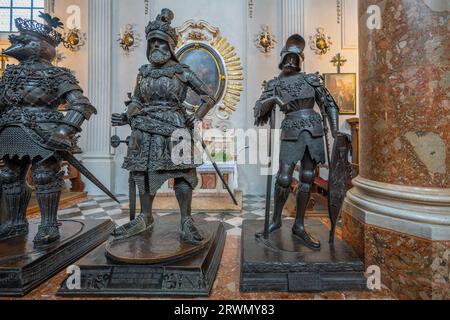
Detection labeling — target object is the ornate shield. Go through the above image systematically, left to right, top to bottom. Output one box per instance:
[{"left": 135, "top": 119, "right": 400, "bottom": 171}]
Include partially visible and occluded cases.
[{"left": 328, "top": 132, "right": 353, "bottom": 244}]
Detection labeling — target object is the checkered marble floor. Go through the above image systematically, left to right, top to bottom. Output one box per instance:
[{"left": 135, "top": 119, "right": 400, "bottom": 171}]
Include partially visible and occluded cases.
[{"left": 57, "top": 194, "right": 290, "bottom": 236}]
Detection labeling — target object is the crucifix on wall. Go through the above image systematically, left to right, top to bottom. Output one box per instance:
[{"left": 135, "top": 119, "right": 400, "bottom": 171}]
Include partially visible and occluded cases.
[
  {"left": 325, "top": 53, "right": 357, "bottom": 115},
  {"left": 330, "top": 53, "right": 347, "bottom": 73}
]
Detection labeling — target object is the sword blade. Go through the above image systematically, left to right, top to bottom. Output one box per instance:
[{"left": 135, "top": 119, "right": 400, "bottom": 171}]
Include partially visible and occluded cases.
[
  {"left": 175, "top": 91, "right": 238, "bottom": 206},
  {"left": 263, "top": 109, "right": 276, "bottom": 239},
  {"left": 202, "top": 141, "right": 239, "bottom": 206},
  {"left": 59, "top": 151, "right": 120, "bottom": 204},
  {"left": 128, "top": 174, "right": 136, "bottom": 221}
]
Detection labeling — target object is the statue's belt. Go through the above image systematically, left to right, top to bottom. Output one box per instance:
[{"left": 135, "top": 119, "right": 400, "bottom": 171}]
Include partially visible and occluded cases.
[
  {"left": 140, "top": 103, "right": 182, "bottom": 113},
  {"left": 0, "top": 109, "right": 64, "bottom": 126},
  {"left": 280, "top": 111, "right": 324, "bottom": 139},
  {"left": 130, "top": 116, "right": 185, "bottom": 137}
]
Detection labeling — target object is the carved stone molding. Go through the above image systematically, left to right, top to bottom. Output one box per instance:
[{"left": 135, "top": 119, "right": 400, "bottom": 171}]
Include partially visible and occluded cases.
[
  {"left": 83, "top": 0, "right": 114, "bottom": 193},
  {"left": 281, "top": 0, "right": 305, "bottom": 43},
  {"left": 341, "top": 0, "right": 358, "bottom": 49},
  {"left": 176, "top": 20, "right": 220, "bottom": 45},
  {"left": 345, "top": 176, "right": 450, "bottom": 240}
]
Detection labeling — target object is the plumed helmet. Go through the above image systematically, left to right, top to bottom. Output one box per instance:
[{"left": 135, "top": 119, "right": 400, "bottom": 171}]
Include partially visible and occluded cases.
[
  {"left": 145, "top": 8, "right": 179, "bottom": 62},
  {"left": 5, "top": 12, "right": 63, "bottom": 62},
  {"left": 14, "top": 12, "right": 64, "bottom": 47},
  {"left": 278, "top": 34, "right": 306, "bottom": 70}
]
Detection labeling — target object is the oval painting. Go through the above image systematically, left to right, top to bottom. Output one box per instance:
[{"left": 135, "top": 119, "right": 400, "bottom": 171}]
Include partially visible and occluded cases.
[{"left": 177, "top": 45, "right": 224, "bottom": 107}]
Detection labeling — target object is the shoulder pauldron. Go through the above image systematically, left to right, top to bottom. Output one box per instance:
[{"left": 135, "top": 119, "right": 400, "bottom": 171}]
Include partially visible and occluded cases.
[{"left": 304, "top": 72, "right": 323, "bottom": 88}]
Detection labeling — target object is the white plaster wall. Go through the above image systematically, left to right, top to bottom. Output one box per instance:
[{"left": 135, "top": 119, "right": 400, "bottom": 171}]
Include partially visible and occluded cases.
[
  {"left": 53, "top": 0, "right": 90, "bottom": 151},
  {"left": 54, "top": 0, "right": 89, "bottom": 95},
  {"left": 110, "top": 0, "right": 149, "bottom": 194},
  {"left": 241, "top": 0, "right": 279, "bottom": 195},
  {"left": 302, "top": 0, "right": 360, "bottom": 178},
  {"left": 303, "top": 0, "right": 360, "bottom": 134}
]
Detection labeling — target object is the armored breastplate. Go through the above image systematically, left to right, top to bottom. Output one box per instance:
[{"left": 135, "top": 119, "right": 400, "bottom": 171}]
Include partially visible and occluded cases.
[
  {"left": 1, "top": 63, "right": 61, "bottom": 109},
  {"left": 139, "top": 64, "right": 189, "bottom": 106},
  {"left": 276, "top": 74, "right": 316, "bottom": 114},
  {"left": 276, "top": 74, "right": 324, "bottom": 140}
]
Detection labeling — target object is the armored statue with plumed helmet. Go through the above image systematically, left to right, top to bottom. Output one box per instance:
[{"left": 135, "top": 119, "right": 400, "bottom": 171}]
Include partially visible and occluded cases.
[
  {"left": 111, "top": 8, "right": 216, "bottom": 244},
  {"left": 0, "top": 13, "right": 98, "bottom": 247},
  {"left": 254, "top": 34, "right": 341, "bottom": 250}
]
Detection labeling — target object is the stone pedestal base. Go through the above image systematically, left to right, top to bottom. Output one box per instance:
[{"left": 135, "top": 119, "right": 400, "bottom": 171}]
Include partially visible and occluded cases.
[
  {"left": 343, "top": 177, "right": 450, "bottom": 300},
  {"left": 122, "top": 191, "right": 243, "bottom": 214},
  {"left": 0, "top": 218, "right": 115, "bottom": 296},
  {"left": 240, "top": 219, "right": 367, "bottom": 292},
  {"left": 57, "top": 221, "right": 226, "bottom": 297}
]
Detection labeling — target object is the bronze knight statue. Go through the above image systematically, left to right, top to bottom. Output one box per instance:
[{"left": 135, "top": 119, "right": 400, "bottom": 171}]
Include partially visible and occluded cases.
[
  {"left": 111, "top": 9, "right": 216, "bottom": 244},
  {"left": 0, "top": 13, "right": 110, "bottom": 247},
  {"left": 254, "top": 35, "right": 341, "bottom": 250}
]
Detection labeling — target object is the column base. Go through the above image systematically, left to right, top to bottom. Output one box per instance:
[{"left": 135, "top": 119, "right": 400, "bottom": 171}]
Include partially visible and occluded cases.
[{"left": 343, "top": 177, "right": 450, "bottom": 300}]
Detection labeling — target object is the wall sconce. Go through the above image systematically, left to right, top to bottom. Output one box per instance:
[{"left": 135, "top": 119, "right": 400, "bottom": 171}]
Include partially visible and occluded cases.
[
  {"left": 118, "top": 24, "right": 142, "bottom": 54},
  {"left": 254, "top": 25, "right": 276, "bottom": 54},
  {"left": 309, "top": 27, "right": 332, "bottom": 55},
  {"left": 63, "top": 28, "right": 87, "bottom": 52},
  {"left": 0, "top": 49, "right": 8, "bottom": 77}
]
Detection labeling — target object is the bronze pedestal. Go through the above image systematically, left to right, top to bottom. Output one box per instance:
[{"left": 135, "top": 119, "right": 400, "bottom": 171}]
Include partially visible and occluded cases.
[
  {"left": 58, "top": 215, "right": 226, "bottom": 297},
  {"left": 0, "top": 218, "right": 114, "bottom": 296},
  {"left": 240, "top": 219, "right": 367, "bottom": 292}
]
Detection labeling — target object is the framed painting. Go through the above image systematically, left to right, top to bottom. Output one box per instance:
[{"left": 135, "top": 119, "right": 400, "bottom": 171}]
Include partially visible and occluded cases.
[
  {"left": 176, "top": 42, "right": 226, "bottom": 109},
  {"left": 324, "top": 73, "right": 357, "bottom": 115}
]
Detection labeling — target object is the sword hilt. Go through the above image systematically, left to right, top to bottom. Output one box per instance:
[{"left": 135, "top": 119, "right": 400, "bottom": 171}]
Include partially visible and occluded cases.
[{"left": 110, "top": 135, "right": 130, "bottom": 148}]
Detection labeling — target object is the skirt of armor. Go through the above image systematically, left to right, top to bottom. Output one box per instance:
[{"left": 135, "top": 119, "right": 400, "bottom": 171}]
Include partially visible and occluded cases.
[
  {"left": 0, "top": 126, "right": 54, "bottom": 161},
  {"left": 122, "top": 128, "right": 200, "bottom": 195},
  {"left": 280, "top": 131, "right": 326, "bottom": 165}
]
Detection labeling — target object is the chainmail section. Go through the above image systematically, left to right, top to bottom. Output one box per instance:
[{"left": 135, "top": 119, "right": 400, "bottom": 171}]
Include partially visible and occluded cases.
[
  {"left": 0, "top": 127, "right": 54, "bottom": 160},
  {"left": 146, "top": 169, "right": 198, "bottom": 196}
]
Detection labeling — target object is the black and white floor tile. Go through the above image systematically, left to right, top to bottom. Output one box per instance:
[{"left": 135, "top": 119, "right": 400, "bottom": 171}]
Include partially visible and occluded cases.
[{"left": 57, "top": 194, "right": 293, "bottom": 236}]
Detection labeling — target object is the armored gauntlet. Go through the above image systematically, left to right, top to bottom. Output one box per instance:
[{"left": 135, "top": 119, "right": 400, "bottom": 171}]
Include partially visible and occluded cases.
[{"left": 48, "top": 90, "right": 97, "bottom": 150}]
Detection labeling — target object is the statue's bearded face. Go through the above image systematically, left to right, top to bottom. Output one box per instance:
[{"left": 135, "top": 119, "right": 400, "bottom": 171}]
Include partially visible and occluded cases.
[
  {"left": 148, "top": 38, "right": 172, "bottom": 66},
  {"left": 281, "top": 53, "right": 300, "bottom": 74}
]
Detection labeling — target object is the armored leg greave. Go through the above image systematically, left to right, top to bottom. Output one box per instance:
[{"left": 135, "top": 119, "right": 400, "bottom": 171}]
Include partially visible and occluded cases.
[
  {"left": 293, "top": 153, "right": 320, "bottom": 250},
  {"left": 0, "top": 158, "right": 31, "bottom": 240},
  {"left": 32, "top": 159, "right": 64, "bottom": 247},
  {"left": 270, "top": 162, "right": 295, "bottom": 233},
  {"left": 133, "top": 172, "right": 154, "bottom": 225},
  {"left": 174, "top": 178, "right": 203, "bottom": 245},
  {"left": 174, "top": 178, "right": 193, "bottom": 223},
  {"left": 270, "top": 183, "right": 290, "bottom": 232}
]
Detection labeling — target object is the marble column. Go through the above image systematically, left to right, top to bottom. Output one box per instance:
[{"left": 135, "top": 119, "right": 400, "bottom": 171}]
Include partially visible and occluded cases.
[
  {"left": 82, "top": 0, "right": 114, "bottom": 194},
  {"left": 281, "top": 0, "right": 305, "bottom": 42},
  {"left": 342, "top": 0, "right": 449, "bottom": 299}
]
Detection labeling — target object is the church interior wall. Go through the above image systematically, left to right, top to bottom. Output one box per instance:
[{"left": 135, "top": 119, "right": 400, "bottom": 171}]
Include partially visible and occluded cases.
[{"left": 11, "top": 0, "right": 360, "bottom": 195}]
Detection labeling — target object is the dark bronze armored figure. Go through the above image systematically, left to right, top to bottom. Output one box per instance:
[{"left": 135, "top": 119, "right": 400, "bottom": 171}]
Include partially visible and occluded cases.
[
  {"left": 111, "top": 9, "right": 216, "bottom": 244},
  {"left": 0, "top": 13, "right": 98, "bottom": 247},
  {"left": 254, "top": 35, "right": 340, "bottom": 250}
]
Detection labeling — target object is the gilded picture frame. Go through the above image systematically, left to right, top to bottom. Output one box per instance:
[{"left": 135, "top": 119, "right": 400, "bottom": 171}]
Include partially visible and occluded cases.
[
  {"left": 176, "top": 42, "right": 226, "bottom": 109},
  {"left": 324, "top": 73, "right": 357, "bottom": 115}
]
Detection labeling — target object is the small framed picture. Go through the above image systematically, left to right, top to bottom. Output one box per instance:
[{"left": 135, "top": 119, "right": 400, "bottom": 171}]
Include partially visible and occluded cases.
[{"left": 324, "top": 73, "right": 357, "bottom": 115}]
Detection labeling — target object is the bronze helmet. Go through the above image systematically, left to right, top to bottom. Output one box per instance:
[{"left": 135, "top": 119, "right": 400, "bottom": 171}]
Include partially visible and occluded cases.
[
  {"left": 145, "top": 8, "right": 179, "bottom": 62},
  {"left": 4, "top": 12, "right": 63, "bottom": 62},
  {"left": 278, "top": 34, "right": 306, "bottom": 71}
]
